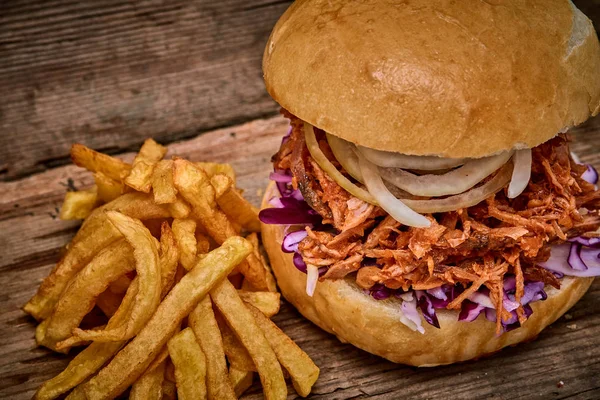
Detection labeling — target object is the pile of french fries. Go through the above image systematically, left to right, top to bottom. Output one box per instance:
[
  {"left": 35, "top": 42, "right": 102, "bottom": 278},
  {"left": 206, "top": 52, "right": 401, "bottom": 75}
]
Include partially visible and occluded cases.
[{"left": 24, "top": 139, "right": 319, "bottom": 400}]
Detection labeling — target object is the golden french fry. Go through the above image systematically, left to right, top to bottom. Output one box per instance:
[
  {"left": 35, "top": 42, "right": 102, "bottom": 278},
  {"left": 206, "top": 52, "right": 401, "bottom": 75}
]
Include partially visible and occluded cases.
[
  {"left": 125, "top": 139, "right": 168, "bottom": 192},
  {"left": 71, "top": 143, "right": 131, "bottom": 181},
  {"left": 152, "top": 159, "right": 178, "bottom": 204},
  {"left": 172, "top": 159, "right": 275, "bottom": 291},
  {"left": 196, "top": 161, "right": 236, "bottom": 181},
  {"left": 94, "top": 172, "right": 124, "bottom": 203},
  {"left": 211, "top": 174, "right": 261, "bottom": 232},
  {"left": 59, "top": 187, "right": 99, "bottom": 220},
  {"left": 24, "top": 193, "right": 170, "bottom": 321},
  {"left": 167, "top": 197, "right": 192, "bottom": 219},
  {"left": 68, "top": 212, "right": 161, "bottom": 343},
  {"left": 172, "top": 219, "right": 197, "bottom": 271},
  {"left": 159, "top": 222, "right": 179, "bottom": 299},
  {"left": 35, "top": 226, "right": 181, "bottom": 400},
  {"left": 196, "top": 232, "right": 211, "bottom": 255},
  {"left": 79, "top": 237, "right": 252, "bottom": 400},
  {"left": 36, "top": 240, "right": 135, "bottom": 351},
  {"left": 109, "top": 275, "right": 132, "bottom": 295},
  {"left": 34, "top": 279, "right": 138, "bottom": 400},
  {"left": 211, "top": 280, "right": 287, "bottom": 400},
  {"left": 96, "top": 290, "right": 123, "bottom": 318},
  {"left": 238, "top": 291, "right": 280, "bottom": 318},
  {"left": 189, "top": 297, "right": 236, "bottom": 400},
  {"left": 247, "top": 305, "right": 320, "bottom": 397},
  {"left": 218, "top": 318, "right": 256, "bottom": 372},
  {"left": 167, "top": 328, "right": 207, "bottom": 400},
  {"left": 130, "top": 358, "right": 166, "bottom": 400},
  {"left": 165, "top": 358, "right": 176, "bottom": 383},
  {"left": 229, "top": 367, "right": 254, "bottom": 398},
  {"left": 162, "top": 379, "right": 177, "bottom": 400}
]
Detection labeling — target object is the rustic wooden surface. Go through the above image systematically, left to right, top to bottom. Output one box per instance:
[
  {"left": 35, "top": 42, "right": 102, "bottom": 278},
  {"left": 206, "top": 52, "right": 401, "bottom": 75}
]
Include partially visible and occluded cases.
[{"left": 1, "top": 0, "right": 600, "bottom": 399}]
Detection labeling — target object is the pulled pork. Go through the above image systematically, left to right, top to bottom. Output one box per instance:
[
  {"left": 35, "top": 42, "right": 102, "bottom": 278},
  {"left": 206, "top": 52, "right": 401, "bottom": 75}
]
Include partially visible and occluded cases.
[{"left": 273, "top": 113, "right": 600, "bottom": 331}]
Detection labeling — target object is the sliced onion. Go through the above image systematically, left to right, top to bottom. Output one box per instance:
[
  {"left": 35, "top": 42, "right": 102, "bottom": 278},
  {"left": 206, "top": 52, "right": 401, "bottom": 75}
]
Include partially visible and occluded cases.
[
  {"left": 304, "top": 123, "right": 377, "bottom": 205},
  {"left": 326, "top": 133, "right": 364, "bottom": 182},
  {"left": 358, "top": 145, "right": 467, "bottom": 170},
  {"left": 507, "top": 149, "right": 532, "bottom": 198},
  {"left": 357, "top": 151, "right": 431, "bottom": 227},
  {"left": 377, "top": 151, "right": 513, "bottom": 197},
  {"left": 400, "top": 162, "right": 513, "bottom": 213},
  {"left": 282, "top": 230, "right": 308, "bottom": 253},
  {"left": 306, "top": 264, "right": 319, "bottom": 297},
  {"left": 400, "top": 292, "right": 425, "bottom": 334}
]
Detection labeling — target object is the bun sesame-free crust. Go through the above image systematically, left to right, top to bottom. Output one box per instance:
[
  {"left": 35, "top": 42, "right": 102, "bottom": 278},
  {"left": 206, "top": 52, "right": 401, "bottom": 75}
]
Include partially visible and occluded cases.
[
  {"left": 263, "top": 0, "right": 600, "bottom": 158},
  {"left": 261, "top": 182, "right": 594, "bottom": 366}
]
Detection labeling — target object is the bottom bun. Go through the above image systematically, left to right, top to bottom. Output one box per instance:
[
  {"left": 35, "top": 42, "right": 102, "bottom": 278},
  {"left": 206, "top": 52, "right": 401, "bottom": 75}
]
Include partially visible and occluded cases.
[{"left": 261, "top": 181, "right": 594, "bottom": 366}]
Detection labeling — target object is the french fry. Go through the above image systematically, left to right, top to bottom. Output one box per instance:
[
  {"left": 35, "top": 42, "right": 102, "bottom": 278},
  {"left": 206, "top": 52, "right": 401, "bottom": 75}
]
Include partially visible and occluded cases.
[
  {"left": 125, "top": 139, "right": 168, "bottom": 192},
  {"left": 71, "top": 143, "right": 131, "bottom": 181},
  {"left": 151, "top": 159, "right": 178, "bottom": 204},
  {"left": 172, "top": 159, "right": 275, "bottom": 291},
  {"left": 196, "top": 161, "right": 236, "bottom": 181},
  {"left": 94, "top": 172, "right": 123, "bottom": 203},
  {"left": 212, "top": 174, "right": 261, "bottom": 232},
  {"left": 59, "top": 187, "right": 99, "bottom": 220},
  {"left": 24, "top": 193, "right": 170, "bottom": 321},
  {"left": 167, "top": 197, "right": 192, "bottom": 219},
  {"left": 68, "top": 212, "right": 161, "bottom": 343},
  {"left": 172, "top": 219, "right": 197, "bottom": 271},
  {"left": 35, "top": 220, "right": 182, "bottom": 399},
  {"left": 159, "top": 222, "right": 179, "bottom": 299},
  {"left": 196, "top": 232, "right": 211, "bottom": 254},
  {"left": 79, "top": 237, "right": 252, "bottom": 400},
  {"left": 36, "top": 240, "right": 135, "bottom": 351},
  {"left": 109, "top": 275, "right": 132, "bottom": 295},
  {"left": 34, "top": 279, "right": 138, "bottom": 400},
  {"left": 211, "top": 280, "right": 287, "bottom": 400},
  {"left": 96, "top": 290, "right": 123, "bottom": 318},
  {"left": 239, "top": 291, "right": 280, "bottom": 318},
  {"left": 189, "top": 297, "right": 236, "bottom": 400},
  {"left": 247, "top": 305, "right": 320, "bottom": 397},
  {"left": 218, "top": 319, "right": 256, "bottom": 372},
  {"left": 167, "top": 328, "right": 207, "bottom": 400},
  {"left": 130, "top": 358, "right": 166, "bottom": 400},
  {"left": 229, "top": 367, "right": 254, "bottom": 398},
  {"left": 162, "top": 378, "right": 177, "bottom": 400}
]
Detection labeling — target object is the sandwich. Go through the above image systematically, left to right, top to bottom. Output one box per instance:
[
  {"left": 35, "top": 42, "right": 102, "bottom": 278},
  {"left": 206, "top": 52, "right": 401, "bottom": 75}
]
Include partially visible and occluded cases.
[{"left": 259, "top": 0, "right": 600, "bottom": 366}]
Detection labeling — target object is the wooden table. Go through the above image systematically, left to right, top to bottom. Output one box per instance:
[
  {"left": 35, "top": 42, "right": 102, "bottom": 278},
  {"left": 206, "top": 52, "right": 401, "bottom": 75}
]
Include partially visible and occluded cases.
[{"left": 1, "top": 1, "right": 599, "bottom": 399}]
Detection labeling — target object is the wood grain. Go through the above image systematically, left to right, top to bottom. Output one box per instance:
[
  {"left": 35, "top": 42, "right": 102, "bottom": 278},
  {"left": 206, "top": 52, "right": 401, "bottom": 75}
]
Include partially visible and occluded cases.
[
  {"left": 0, "top": 0, "right": 293, "bottom": 181},
  {"left": 1, "top": 115, "right": 599, "bottom": 399}
]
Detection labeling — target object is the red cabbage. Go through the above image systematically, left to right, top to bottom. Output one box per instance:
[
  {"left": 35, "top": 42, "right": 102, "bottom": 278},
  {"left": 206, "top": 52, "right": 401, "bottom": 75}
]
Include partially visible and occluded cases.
[
  {"left": 582, "top": 164, "right": 599, "bottom": 184},
  {"left": 282, "top": 230, "right": 308, "bottom": 253},
  {"left": 539, "top": 242, "right": 600, "bottom": 277},
  {"left": 415, "top": 291, "right": 440, "bottom": 328},
  {"left": 458, "top": 300, "right": 485, "bottom": 322}
]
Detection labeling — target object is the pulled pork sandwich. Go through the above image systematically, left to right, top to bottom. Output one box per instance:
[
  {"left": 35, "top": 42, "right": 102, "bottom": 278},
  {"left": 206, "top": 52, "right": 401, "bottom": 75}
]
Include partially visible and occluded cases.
[{"left": 259, "top": 0, "right": 600, "bottom": 366}]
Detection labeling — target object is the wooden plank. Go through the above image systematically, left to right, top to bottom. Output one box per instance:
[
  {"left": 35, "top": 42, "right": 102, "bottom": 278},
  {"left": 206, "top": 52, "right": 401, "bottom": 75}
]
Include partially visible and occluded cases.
[
  {"left": 0, "top": 0, "right": 293, "bottom": 181},
  {"left": 1, "top": 114, "right": 599, "bottom": 399}
]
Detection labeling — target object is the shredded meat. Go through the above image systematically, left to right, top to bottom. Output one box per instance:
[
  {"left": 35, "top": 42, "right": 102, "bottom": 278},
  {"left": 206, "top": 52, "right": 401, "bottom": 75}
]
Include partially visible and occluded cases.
[{"left": 273, "top": 113, "right": 600, "bottom": 332}]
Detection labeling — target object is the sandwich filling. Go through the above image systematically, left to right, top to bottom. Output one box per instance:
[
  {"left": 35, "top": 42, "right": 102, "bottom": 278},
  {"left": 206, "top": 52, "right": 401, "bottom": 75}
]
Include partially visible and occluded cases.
[{"left": 260, "top": 112, "right": 600, "bottom": 334}]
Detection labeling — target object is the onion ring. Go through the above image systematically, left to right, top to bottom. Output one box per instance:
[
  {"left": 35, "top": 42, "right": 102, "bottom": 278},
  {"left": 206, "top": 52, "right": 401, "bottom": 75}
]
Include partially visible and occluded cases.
[
  {"left": 304, "top": 123, "right": 377, "bottom": 205},
  {"left": 326, "top": 133, "right": 364, "bottom": 182},
  {"left": 358, "top": 145, "right": 467, "bottom": 170},
  {"left": 507, "top": 149, "right": 532, "bottom": 198},
  {"left": 357, "top": 151, "right": 431, "bottom": 227},
  {"left": 378, "top": 151, "right": 514, "bottom": 197},
  {"left": 400, "top": 162, "right": 513, "bottom": 213}
]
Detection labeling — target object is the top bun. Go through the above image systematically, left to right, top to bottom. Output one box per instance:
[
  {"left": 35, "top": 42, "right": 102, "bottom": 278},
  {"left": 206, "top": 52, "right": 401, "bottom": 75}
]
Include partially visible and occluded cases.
[{"left": 263, "top": 0, "right": 600, "bottom": 158}]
